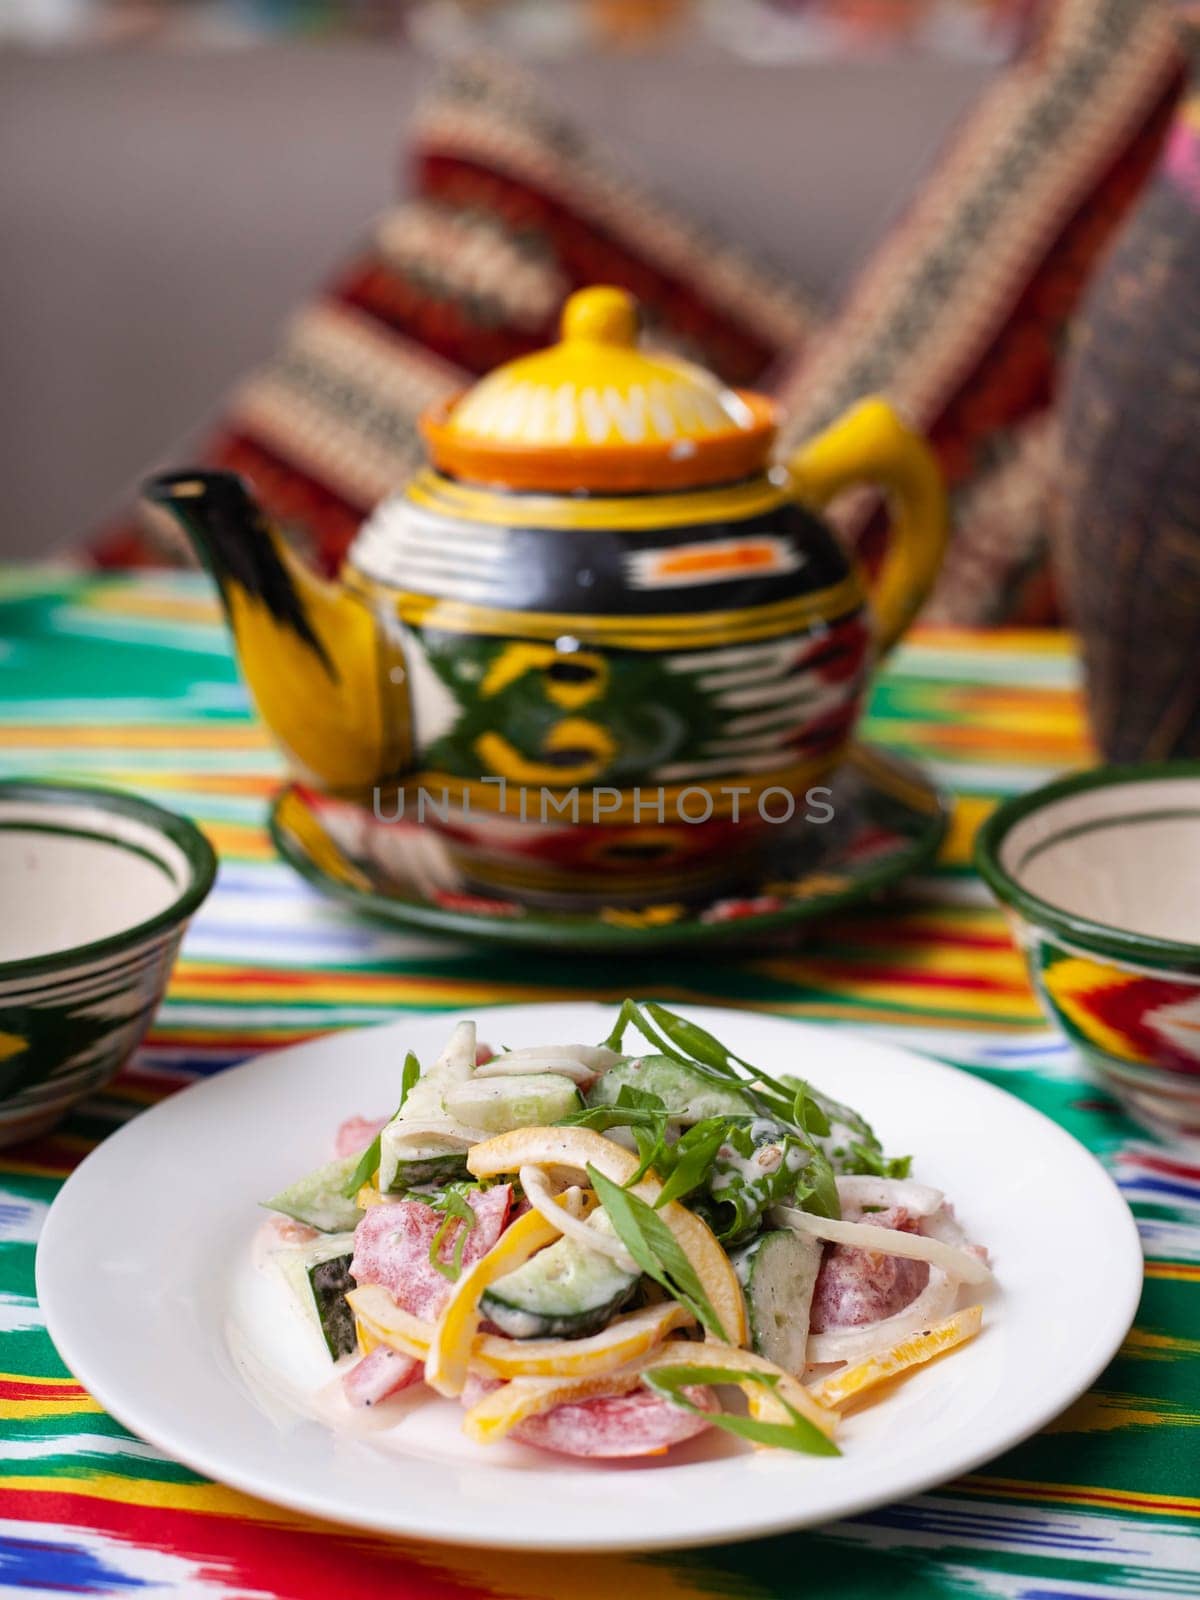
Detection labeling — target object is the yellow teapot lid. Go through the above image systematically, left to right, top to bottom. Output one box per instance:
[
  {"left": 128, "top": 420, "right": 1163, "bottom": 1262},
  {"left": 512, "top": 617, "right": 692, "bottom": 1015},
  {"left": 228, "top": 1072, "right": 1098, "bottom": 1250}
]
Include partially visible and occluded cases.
[{"left": 421, "top": 286, "right": 778, "bottom": 492}]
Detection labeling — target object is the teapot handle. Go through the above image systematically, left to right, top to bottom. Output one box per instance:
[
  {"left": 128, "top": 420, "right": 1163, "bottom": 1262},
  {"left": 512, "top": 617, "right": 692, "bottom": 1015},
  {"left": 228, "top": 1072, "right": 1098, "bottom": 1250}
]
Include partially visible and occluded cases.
[{"left": 786, "top": 397, "right": 949, "bottom": 655}]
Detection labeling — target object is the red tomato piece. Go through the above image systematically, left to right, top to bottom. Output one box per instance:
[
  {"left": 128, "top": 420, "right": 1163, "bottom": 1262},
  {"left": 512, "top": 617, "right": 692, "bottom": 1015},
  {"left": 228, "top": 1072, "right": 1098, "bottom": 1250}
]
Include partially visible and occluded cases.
[
  {"left": 334, "top": 1115, "right": 388, "bottom": 1159},
  {"left": 350, "top": 1184, "right": 512, "bottom": 1321},
  {"left": 810, "top": 1205, "right": 930, "bottom": 1331},
  {"left": 342, "top": 1345, "right": 421, "bottom": 1408},
  {"left": 511, "top": 1385, "right": 717, "bottom": 1459}
]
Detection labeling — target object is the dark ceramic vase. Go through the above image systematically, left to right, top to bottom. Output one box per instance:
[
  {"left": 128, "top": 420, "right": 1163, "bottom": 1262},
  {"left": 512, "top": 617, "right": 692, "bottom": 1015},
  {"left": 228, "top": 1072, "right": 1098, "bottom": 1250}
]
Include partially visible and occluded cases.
[{"left": 1056, "top": 13, "right": 1200, "bottom": 761}]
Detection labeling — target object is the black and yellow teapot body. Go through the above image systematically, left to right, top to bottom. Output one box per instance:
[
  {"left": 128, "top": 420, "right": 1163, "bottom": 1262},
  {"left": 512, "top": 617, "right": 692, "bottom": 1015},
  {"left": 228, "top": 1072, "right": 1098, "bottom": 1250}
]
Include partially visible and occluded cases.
[{"left": 149, "top": 288, "right": 947, "bottom": 902}]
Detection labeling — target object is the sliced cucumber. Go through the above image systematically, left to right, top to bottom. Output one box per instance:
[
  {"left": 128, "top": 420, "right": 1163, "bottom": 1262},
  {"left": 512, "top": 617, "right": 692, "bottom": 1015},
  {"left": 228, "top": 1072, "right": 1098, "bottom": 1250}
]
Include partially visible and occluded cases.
[
  {"left": 396, "top": 1020, "right": 476, "bottom": 1125},
  {"left": 379, "top": 1021, "right": 478, "bottom": 1193},
  {"left": 587, "top": 1054, "right": 753, "bottom": 1124},
  {"left": 443, "top": 1073, "right": 582, "bottom": 1134},
  {"left": 388, "top": 1150, "right": 470, "bottom": 1189},
  {"left": 264, "top": 1153, "right": 362, "bottom": 1233},
  {"left": 480, "top": 1213, "right": 638, "bottom": 1339},
  {"left": 731, "top": 1228, "right": 822, "bottom": 1376},
  {"left": 277, "top": 1231, "right": 358, "bottom": 1359},
  {"left": 307, "top": 1255, "right": 356, "bottom": 1359}
]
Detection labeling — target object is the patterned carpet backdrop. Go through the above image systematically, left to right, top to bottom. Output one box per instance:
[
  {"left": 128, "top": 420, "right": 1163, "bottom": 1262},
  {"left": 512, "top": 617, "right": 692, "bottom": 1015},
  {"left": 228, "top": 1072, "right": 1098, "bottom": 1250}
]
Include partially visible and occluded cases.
[{"left": 0, "top": 569, "right": 1196, "bottom": 1597}]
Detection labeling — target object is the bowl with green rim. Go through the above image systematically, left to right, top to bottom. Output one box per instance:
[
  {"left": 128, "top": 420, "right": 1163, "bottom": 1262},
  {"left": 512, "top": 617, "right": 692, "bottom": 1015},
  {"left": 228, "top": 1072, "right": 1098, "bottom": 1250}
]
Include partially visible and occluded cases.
[
  {"left": 976, "top": 760, "right": 1200, "bottom": 1147},
  {"left": 0, "top": 781, "right": 216, "bottom": 1146}
]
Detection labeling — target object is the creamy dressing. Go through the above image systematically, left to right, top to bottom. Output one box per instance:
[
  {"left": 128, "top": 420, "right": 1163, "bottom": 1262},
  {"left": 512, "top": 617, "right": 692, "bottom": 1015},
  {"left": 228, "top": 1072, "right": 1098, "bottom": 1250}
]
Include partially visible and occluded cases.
[
  {"left": 816, "top": 1119, "right": 861, "bottom": 1167},
  {"left": 710, "top": 1125, "right": 784, "bottom": 1201}
]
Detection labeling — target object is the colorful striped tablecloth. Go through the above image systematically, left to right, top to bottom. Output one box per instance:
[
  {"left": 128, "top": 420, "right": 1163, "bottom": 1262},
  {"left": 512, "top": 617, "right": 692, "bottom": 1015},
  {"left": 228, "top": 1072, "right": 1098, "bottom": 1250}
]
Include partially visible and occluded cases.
[{"left": 1, "top": 570, "right": 1196, "bottom": 1598}]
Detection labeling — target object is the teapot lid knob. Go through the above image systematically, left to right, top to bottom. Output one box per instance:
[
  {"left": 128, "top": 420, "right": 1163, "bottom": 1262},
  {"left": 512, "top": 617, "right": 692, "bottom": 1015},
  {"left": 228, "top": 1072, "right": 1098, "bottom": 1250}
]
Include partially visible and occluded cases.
[{"left": 561, "top": 286, "right": 638, "bottom": 347}]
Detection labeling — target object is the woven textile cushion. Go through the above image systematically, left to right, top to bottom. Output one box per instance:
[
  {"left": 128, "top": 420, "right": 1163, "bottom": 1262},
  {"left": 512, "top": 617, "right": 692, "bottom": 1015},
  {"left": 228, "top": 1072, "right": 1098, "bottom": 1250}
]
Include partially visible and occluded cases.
[
  {"left": 775, "top": 0, "right": 1183, "bottom": 623},
  {"left": 94, "top": 9, "right": 1182, "bottom": 621},
  {"left": 93, "top": 56, "right": 812, "bottom": 574}
]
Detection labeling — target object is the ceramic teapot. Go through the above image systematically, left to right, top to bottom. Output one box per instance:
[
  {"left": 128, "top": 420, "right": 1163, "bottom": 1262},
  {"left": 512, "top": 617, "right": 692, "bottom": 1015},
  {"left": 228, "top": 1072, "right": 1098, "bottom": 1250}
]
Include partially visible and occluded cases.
[{"left": 148, "top": 287, "right": 947, "bottom": 903}]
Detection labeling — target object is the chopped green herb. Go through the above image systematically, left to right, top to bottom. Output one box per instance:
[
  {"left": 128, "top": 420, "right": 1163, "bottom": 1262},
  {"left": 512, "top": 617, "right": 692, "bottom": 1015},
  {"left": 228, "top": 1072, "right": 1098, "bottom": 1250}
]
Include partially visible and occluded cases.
[
  {"left": 601, "top": 999, "right": 641, "bottom": 1053},
  {"left": 602, "top": 1001, "right": 832, "bottom": 1146},
  {"left": 595, "top": 1002, "right": 906, "bottom": 1226},
  {"left": 642, "top": 1004, "right": 755, "bottom": 1077},
  {"left": 341, "top": 1050, "right": 421, "bottom": 1198},
  {"left": 781, "top": 1075, "right": 911, "bottom": 1180},
  {"left": 789, "top": 1079, "right": 831, "bottom": 1138},
  {"left": 560, "top": 1084, "right": 667, "bottom": 1132},
  {"left": 561, "top": 1085, "right": 673, "bottom": 1185},
  {"left": 559, "top": 1103, "right": 662, "bottom": 1134},
  {"left": 653, "top": 1119, "right": 730, "bottom": 1209},
  {"left": 625, "top": 1122, "right": 666, "bottom": 1188},
  {"left": 707, "top": 1123, "right": 816, "bottom": 1243},
  {"left": 848, "top": 1141, "right": 913, "bottom": 1180},
  {"left": 790, "top": 1143, "right": 841, "bottom": 1220},
  {"left": 587, "top": 1164, "right": 728, "bottom": 1342},
  {"left": 428, "top": 1184, "right": 479, "bottom": 1282},
  {"left": 643, "top": 1364, "right": 840, "bottom": 1457}
]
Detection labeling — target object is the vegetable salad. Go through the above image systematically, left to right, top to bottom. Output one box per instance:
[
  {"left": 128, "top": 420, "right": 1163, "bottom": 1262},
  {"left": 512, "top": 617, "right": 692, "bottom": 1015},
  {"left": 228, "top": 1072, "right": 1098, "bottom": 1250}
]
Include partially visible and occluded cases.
[{"left": 262, "top": 1003, "right": 991, "bottom": 1460}]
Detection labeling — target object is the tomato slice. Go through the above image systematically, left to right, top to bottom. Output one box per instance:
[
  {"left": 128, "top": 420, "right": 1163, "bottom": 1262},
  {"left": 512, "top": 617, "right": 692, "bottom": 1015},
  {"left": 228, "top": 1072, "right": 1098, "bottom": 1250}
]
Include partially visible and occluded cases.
[
  {"left": 334, "top": 1114, "right": 388, "bottom": 1159},
  {"left": 350, "top": 1184, "right": 511, "bottom": 1321},
  {"left": 342, "top": 1345, "right": 421, "bottom": 1408},
  {"left": 511, "top": 1385, "right": 717, "bottom": 1459}
]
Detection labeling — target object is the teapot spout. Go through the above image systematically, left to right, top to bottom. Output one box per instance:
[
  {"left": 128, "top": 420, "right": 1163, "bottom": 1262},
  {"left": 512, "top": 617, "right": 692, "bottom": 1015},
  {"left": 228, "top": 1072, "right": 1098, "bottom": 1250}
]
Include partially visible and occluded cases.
[{"left": 143, "top": 470, "right": 408, "bottom": 794}]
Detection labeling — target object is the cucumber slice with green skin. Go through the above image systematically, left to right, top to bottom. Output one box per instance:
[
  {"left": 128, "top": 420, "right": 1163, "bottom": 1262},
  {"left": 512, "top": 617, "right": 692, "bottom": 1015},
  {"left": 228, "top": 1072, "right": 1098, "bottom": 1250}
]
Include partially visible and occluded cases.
[
  {"left": 396, "top": 1020, "right": 476, "bottom": 1125},
  {"left": 587, "top": 1054, "right": 753, "bottom": 1124},
  {"left": 443, "top": 1073, "right": 583, "bottom": 1135},
  {"left": 387, "top": 1151, "right": 470, "bottom": 1190},
  {"left": 264, "top": 1154, "right": 363, "bottom": 1233},
  {"left": 480, "top": 1213, "right": 639, "bottom": 1340},
  {"left": 731, "top": 1228, "right": 823, "bottom": 1376},
  {"left": 277, "top": 1232, "right": 358, "bottom": 1359},
  {"left": 308, "top": 1253, "right": 357, "bottom": 1359}
]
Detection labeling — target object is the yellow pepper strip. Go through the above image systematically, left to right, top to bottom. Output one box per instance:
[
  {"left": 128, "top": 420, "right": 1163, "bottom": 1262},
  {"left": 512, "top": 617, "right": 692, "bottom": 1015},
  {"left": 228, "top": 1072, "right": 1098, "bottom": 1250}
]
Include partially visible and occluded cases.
[
  {"left": 467, "top": 1127, "right": 748, "bottom": 1348},
  {"left": 424, "top": 1209, "right": 560, "bottom": 1397},
  {"left": 348, "top": 1284, "right": 694, "bottom": 1379},
  {"left": 348, "top": 1288, "right": 430, "bottom": 1361},
  {"left": 480, "top": 1302, "right": 693, "bottom": 1380},
  {"left": 809, "top": 1305, "right": 984, "bottom": 1411},
  {"left": 354, "top": 1315, "right": 379, "bottom": 1357},
  {"left": 644, "top": 1337, "right": 838, "bottom": 1440},
  {"left": 463, "top": 1370, "right": 644, "bottom": 1446}
]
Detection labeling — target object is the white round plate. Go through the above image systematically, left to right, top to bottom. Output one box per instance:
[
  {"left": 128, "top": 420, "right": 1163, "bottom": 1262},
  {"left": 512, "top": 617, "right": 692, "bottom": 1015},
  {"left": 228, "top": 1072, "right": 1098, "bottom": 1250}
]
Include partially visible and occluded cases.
[{"left": 37, "top": 1003, "right": 1142, "bottom": 1552}]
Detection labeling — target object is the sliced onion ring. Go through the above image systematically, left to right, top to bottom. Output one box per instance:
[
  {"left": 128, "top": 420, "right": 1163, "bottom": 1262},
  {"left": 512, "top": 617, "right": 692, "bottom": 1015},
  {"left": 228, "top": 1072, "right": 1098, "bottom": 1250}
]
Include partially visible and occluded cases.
[
  {"left": 474, "top": 1045, "right": 619, "bottom": 1085},
  {"left": 385, "top": 1121, "right": 488, "bottom": 1154},
  {"left": 519, "top": 1165, "right": 639, "bottom": 1274},
  {"left": 835, "top": 1176, "right": 943, "bottom": 1216},
  {"left": 770, "top": 1204, "right": 992, "bottom": 1286},
  {"left": 920, "top": 1204, "right": 989, "bottom": 1265},
  {"left": 805, "top": 1267, "right": 960, "bottom": 1366}
]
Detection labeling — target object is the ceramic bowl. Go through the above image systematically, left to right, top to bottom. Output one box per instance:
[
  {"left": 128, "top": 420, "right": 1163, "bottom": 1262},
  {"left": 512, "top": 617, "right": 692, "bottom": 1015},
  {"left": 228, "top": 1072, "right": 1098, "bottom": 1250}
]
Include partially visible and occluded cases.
[
  {"left": 976, "top": 761, "right": 1200, "bottom": 1146},
  {"left": 0, "top": 782, "right": 216, "bottom": 1146}
]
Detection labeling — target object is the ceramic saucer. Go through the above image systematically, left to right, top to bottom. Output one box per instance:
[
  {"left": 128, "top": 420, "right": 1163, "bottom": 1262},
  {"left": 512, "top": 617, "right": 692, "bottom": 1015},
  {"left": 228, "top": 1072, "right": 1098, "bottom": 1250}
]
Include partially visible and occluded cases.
[{"left": 269, "top": 744, "right": 946, "bottom": 951}]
